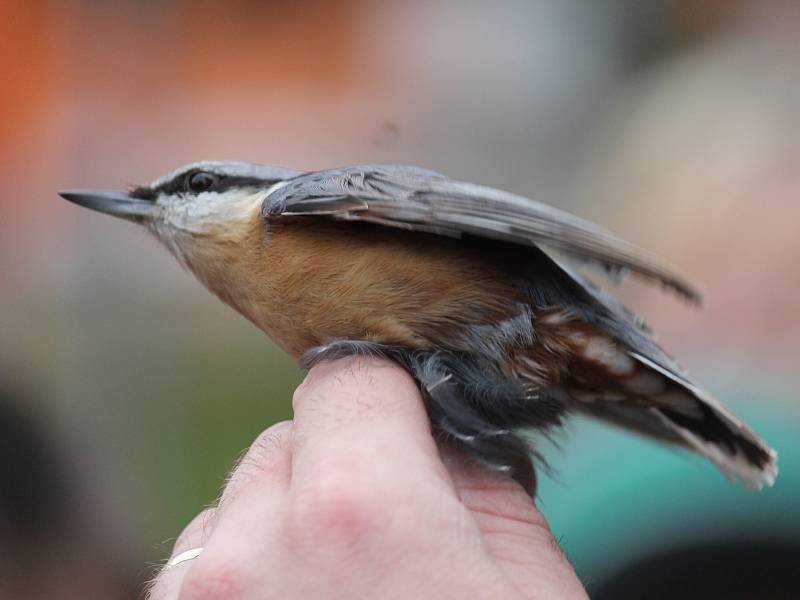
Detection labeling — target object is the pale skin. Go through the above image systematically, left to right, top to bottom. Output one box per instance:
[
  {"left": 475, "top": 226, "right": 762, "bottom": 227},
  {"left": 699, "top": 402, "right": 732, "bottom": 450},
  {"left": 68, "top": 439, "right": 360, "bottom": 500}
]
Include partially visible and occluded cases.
[{"left": 148, "top": 358, "right": 588, "bottom": 599}]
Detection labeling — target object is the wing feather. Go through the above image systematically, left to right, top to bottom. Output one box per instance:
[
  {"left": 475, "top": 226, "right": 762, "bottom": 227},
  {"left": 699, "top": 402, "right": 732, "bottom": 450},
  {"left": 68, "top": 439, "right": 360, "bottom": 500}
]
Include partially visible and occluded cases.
[{"left": 264, "top": 165, "right": 701, "bottom": 302}]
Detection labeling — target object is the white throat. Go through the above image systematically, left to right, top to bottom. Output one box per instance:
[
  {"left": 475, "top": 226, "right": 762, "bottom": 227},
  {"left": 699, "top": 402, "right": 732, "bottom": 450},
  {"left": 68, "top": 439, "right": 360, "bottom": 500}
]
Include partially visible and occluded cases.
[
  {"left": 148, "top": 188, "right": 265, "bottom": 267},
  {"left": 158, "top": 188, "right": 265, "bottom": 233}
]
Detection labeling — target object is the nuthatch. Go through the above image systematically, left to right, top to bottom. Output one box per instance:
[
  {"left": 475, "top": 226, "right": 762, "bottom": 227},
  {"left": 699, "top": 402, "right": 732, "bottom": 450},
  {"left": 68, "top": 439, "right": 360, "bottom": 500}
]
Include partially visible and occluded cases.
[{"left": 60, "top": 161, "right": 777, "bottom": 493}]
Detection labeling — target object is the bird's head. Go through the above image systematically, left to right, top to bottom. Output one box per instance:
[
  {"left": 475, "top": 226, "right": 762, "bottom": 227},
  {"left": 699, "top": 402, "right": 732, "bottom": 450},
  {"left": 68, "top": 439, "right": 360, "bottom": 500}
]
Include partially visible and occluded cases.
[{"left": 60, "top": 161, "right": 302, "bottom": 266}]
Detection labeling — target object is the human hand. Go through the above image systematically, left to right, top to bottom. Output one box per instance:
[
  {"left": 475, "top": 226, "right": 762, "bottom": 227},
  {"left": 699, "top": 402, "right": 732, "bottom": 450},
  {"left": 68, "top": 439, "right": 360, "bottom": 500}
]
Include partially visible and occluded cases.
[{"left": 149, "top": 357, "right": 588, "bottom": 599}]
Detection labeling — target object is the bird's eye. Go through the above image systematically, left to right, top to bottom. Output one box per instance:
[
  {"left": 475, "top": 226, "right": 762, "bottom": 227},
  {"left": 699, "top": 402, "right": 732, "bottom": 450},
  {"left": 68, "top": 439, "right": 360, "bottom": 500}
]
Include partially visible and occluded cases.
[{"left": 186, "top": 171, "right": 218, "bottom": 193}]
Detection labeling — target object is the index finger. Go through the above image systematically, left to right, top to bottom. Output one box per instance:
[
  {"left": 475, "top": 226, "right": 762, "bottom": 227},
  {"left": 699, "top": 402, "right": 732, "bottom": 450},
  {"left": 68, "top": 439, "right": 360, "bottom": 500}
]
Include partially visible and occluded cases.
[{"left": 290, "top": 357, "right": 451, "bottom": 490}]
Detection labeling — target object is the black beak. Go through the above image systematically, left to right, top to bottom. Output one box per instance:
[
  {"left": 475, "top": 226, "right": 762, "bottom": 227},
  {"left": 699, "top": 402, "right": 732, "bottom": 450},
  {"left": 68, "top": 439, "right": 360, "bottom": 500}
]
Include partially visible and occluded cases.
[{"left": 59, "top": 190, "right": 155, "bottom": 222}]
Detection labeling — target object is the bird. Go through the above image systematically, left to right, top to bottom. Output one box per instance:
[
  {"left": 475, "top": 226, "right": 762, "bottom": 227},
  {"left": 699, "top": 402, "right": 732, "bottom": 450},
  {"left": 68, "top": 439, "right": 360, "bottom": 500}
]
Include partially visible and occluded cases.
[{"left": 60, "top": 161, "right": 777, "bottom": 494}]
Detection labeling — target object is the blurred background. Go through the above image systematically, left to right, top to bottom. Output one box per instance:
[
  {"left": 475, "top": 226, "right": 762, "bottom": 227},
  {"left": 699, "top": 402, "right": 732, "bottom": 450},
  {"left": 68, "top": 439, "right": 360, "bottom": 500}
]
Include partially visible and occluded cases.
[{"left": 1, "top": 0, "right": 798, "bottom": 597}]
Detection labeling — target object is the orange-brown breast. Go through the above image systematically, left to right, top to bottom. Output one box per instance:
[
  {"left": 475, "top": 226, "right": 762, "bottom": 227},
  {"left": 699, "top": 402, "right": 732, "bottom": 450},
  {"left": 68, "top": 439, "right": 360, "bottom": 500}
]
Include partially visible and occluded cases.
[{"left": 190, "top": 215, "right": 530, "bottom": 358}]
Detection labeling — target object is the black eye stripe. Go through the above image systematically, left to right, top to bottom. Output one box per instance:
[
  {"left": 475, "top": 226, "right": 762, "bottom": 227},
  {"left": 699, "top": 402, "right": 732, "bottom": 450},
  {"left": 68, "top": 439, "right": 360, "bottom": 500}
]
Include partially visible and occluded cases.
[{"left": 129, "top": 174, "right": 285, "bottom": 200}]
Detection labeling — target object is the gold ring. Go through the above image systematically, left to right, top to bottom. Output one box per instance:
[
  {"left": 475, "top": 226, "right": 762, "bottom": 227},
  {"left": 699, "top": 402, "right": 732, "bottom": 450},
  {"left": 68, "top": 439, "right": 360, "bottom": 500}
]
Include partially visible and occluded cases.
[{"left": 167, "top": 547, "right": 203, "bottom": 568}]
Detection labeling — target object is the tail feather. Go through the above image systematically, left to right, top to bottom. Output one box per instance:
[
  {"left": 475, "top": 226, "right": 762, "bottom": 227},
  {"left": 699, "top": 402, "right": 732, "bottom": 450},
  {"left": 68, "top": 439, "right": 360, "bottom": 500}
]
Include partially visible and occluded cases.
[
  {"left": 564, "top": 332, "right": 777, "bottom": 489},
  {"left": 631, "top": 353, "right": 777, "bottom": 489}
]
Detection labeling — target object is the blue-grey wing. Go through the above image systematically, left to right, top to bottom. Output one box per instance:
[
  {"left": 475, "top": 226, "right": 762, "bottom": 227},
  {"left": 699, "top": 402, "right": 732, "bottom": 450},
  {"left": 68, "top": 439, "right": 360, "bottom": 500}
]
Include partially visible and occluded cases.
[{"left": 263, "top": 164, "right": 701, "bottom": 302}]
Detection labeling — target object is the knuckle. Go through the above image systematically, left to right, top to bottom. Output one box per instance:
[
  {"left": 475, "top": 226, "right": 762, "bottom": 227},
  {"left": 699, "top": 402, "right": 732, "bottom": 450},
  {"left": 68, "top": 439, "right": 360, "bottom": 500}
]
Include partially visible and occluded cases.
[
  {"left": 292, "top": 378, "right": 315, "bottom": 411},
  {"left": 292, "top": 382, "right": 330, "bottom": 416},
  {"left": 250, "top": 421, "right": 292, "bottom": 454},
  {"left": 222, "top": 422, "right": 291, "bottom": 502},
  {"left": 241, "top": 422, "right": 291, "bottom": 473},
  {"left": 286, "top": 470, "right": 387, "bottom": 554},
  {"left": 179, "top": 556, "right": 245, "bottom": 600}
]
